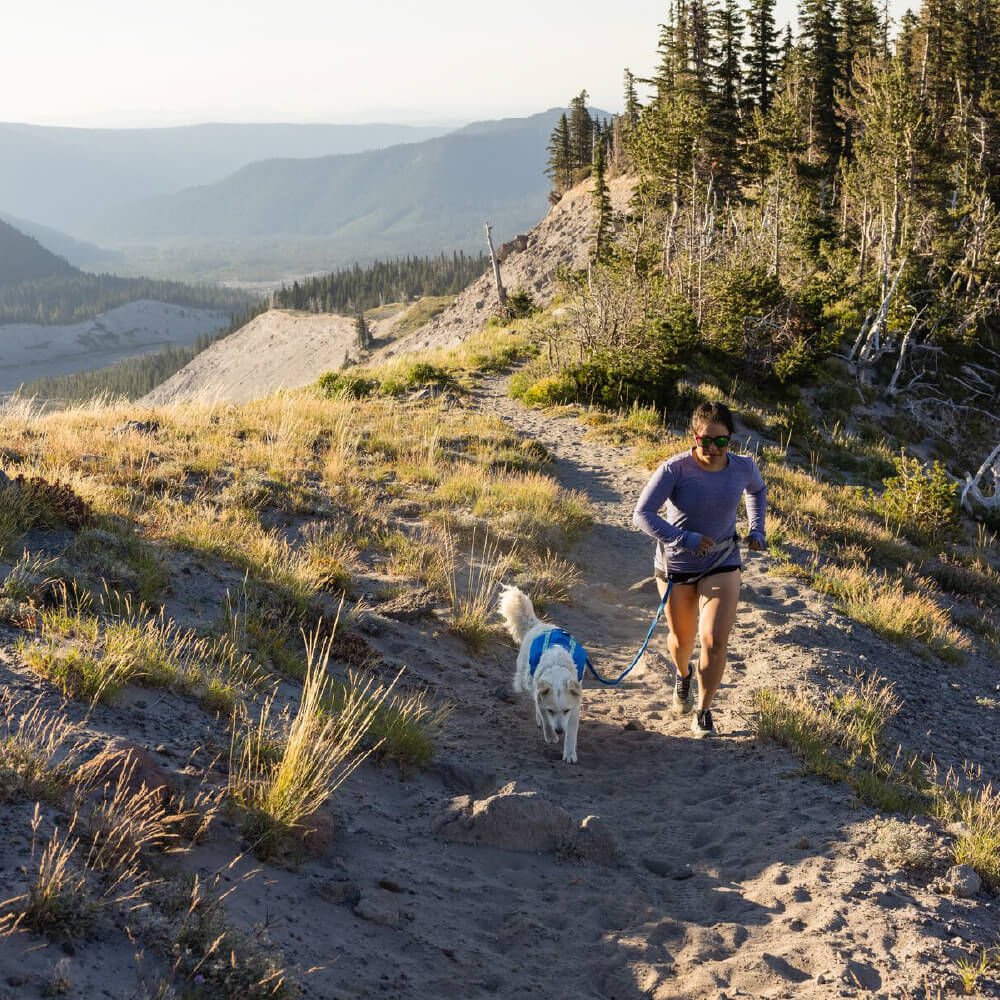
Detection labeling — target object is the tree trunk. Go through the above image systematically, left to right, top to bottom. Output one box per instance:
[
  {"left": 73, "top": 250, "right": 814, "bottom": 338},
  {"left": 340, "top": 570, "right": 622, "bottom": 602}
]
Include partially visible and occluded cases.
[{"left": 484, "top": 223, "right": 509, "bottom": 315}]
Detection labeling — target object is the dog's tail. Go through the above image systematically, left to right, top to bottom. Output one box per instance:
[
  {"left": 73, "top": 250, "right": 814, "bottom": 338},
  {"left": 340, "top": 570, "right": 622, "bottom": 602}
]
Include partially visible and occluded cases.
[{"left": 498, "top": 585, "right": 540, "bottom": 644}]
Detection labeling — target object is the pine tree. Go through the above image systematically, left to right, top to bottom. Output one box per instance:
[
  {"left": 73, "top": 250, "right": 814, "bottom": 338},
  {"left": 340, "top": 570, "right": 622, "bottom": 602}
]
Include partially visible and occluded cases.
[
  {"left": 686, "top": 0, "right": 714, "bottom": 103},
  {"left": 710, "top": 0, "right": 745, "bottom": 184},
  {"left": 744, "top": 0, "right": 781, "bottom": 113},
  {"left": 798, "top": 0, "right": 842, "bottom": 163},
  {"left": 838, "top": 0, "right": 881, "bottom": 162},
  {"left": 652, "top": 7, "right": 678, "bottom": 106},
  {"left": 894, "top": 7, "right": 922, "bottom": 85},
  {"left": 623, "top": 69, "right": 642, "bottom": 129},
  {"left": 569, "top": 91, "right": 595, "bottom": 170},
  {"left": 546, "top": 113, "right": 573, "bottom": 194},
  {"left": 592, "top": 138, "right": 613, "bottom": 262},
  {"left": 355, "top": 311, "right": 370, "bottom": 351}
]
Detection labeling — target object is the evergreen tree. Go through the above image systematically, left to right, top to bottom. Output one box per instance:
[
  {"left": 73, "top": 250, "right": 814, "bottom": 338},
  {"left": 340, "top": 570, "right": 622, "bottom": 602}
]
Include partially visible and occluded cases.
[
  {"left": 686, "top": 0, "right": 715, "bottom": 103},
  {"left": 710, "top": 0, "right": 745, "bottom": 184},
  {"left": 744, "top": 0, "right": 781, "bottom": 113},
  {"left": 798, "top": 0, "right": 842, "bottom": 163},
  {"left": 838, "top": 0, "right": 881, "bottom": 162},
  {"left": 652, "top": 7, "right": 678, "bottom": 106},
  {"left": 895, "top": 7, "right": 922, "bottom": 84},
  {"left": 623, "top": 69, "right": 642, "bottom": 130},
  {"left": 569, "top": 90, "right": 595, "bottom": 170},
  {"left": 546, "top": 113, "right": 573, "bottom": 193},
  {"left": 592, "top": 138, "right": 613, "bottom": 262},
  {"left": 356, "top": 312, "right": 370, "bottom": 351}
]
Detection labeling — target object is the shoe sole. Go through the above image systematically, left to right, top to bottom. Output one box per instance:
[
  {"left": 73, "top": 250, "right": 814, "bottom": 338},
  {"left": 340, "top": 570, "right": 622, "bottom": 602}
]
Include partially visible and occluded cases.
[
  {"left": 672, "top": 692, "right": 694, "bottom": 716},
  {"left": 690, "top": 717, "right": 714, "bottom": 738}
]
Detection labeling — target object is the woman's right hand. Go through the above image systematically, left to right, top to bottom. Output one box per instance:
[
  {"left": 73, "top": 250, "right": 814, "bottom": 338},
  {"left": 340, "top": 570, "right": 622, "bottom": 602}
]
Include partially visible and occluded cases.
[{"left": 696, "top": 534, "right": 716, "bottom": 554}]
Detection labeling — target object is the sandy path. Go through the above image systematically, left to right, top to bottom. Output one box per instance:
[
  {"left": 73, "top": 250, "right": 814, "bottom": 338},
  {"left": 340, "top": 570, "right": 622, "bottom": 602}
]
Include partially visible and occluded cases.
[
  {"left": 0, "top": 375, "right": 995, "bottom": 999},
  {"left": 330, "top": 375, "right": 993, "bottom": 1000},
  {"left": 238, "top": 376, "right": 996, "bottom": 999}
]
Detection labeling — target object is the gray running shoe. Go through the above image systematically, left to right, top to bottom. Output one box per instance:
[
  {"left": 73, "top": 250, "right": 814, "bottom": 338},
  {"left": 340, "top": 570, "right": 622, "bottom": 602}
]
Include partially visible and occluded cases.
[
  {"left": 672, "top": 671, "right": 694, "bottom": 715},
  {"left": 691, "top": 709, "right": 714, "bottom": 737}
]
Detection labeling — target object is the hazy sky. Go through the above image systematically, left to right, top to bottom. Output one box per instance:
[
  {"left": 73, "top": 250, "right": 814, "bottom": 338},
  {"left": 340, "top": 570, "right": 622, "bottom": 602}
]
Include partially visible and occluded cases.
[{"left": 5, "top": 0, "right": 916, "bottom": 128}]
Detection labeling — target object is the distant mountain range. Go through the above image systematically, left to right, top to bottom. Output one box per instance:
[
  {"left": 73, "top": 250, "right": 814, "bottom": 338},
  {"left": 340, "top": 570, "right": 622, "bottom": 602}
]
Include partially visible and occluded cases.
[
  {"left": 1, "top": 109, "right": 598, "bottom": 281},
  {"left": 89, "top": 109, "right": 570, "bottom": 279},
  {"left": 0, "top": 121, "right": 454, "bottom": 234}
]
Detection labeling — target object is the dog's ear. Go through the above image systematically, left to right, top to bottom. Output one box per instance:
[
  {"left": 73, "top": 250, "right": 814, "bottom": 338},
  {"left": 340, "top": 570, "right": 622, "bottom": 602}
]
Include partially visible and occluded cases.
[
  {"left": 568, "top": 679, "right": 582, "bottom": 699},
  {"left": 537, "top": 680, "right": 552, "bottom": 696}
]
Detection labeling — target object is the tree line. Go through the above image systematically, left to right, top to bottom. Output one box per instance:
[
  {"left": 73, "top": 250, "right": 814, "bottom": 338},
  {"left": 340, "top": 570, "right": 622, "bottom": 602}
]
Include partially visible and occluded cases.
[
  {"left": 547, "top": 0, "right": 1000, "bottom": 462},
  {"left": 271, "top": 252, "right": 489, "bottom": 314},
  {"left": 0, "top": 272, "right": 255, "bottom": 326}
]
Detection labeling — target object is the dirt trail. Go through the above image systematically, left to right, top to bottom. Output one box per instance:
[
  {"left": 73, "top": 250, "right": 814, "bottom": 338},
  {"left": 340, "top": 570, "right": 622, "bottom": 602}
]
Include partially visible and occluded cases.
[
  {"left": 351, "top": 374, "right": 995, "bottom": 1000},
  {"left": 0, "top": 375, "right": 995, "bottom": 1000},
  {"left": 248, "top": 377, "right": 996, "bottom": 999}
]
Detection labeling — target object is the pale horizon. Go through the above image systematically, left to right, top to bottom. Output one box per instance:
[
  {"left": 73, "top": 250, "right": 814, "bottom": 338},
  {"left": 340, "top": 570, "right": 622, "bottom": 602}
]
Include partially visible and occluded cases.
[{"left": 4, "top": 0, "right": 917, "bottom": 131}]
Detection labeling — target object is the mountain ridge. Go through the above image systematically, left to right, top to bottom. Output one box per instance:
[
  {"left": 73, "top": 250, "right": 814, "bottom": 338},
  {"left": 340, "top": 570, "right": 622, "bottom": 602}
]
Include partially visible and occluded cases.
[
  {"left": 84, "top": 109, "right": 591, "bottom": 279},
  {"left": 0, "top": 120, "right": 456, "bottom": 234}
]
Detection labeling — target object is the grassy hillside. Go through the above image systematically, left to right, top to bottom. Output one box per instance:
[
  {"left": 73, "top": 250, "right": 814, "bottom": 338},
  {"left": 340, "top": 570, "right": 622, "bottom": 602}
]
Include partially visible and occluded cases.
[{"left": 0, "top": 312, "right": 996, "bottom": 995}]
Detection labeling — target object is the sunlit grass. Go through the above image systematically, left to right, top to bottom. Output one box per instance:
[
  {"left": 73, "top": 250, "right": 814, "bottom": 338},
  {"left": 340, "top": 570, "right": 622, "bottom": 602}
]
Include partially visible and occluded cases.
[{"left": 228, "top": 625, "right": 395, "bottom": 858}]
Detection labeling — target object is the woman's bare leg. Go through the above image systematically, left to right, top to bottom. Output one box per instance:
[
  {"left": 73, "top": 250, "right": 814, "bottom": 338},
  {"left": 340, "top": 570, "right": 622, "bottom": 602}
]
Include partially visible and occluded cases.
[
  {"left": 695, "top": 570, "right": 741, "bottom": 711},
  {"left": 657, "top": 577, "right": 698, "bottom": 679}
]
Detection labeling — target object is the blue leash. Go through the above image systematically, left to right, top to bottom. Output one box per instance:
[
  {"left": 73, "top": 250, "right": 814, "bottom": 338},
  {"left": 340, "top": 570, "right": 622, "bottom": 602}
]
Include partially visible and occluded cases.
[
  {"left": 584, "top": 537, "right": 739, "bottom": 687},
  {"left": 584, "top": 580, "right": 672, "bottom": 687}
]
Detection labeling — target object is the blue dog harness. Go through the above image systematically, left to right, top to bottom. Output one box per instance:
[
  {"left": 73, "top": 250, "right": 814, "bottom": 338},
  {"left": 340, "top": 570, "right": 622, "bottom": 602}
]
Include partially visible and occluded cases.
[{"left": 528, "top": 628, "right": 591, "bottom": 682}]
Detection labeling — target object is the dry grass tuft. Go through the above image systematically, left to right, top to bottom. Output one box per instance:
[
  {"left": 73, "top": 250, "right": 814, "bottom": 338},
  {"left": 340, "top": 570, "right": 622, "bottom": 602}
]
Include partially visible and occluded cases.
[
  {"left": 444, "top": 529, "right": 517, "bottom": 651},
  {"left": 228, "top": 623, "right": 395, "bottom": 858},
  {"left": 0, "top": 694, "right": 85, "bottom": 802},
  {"left": 3, "top": 805, "right": 95, "bottom": 939},
  {"left": 865, "top": 817, "right": 939, "bottom": 870}
]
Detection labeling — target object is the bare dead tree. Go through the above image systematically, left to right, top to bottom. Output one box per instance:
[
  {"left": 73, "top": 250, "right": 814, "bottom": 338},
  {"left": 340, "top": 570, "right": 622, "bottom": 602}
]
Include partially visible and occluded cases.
[
  {"left": 484, "top": 223, "right": 509, "bottom": 316},
  {"left": 961, "top": 441, "right": 1000, "bottom": 517}
]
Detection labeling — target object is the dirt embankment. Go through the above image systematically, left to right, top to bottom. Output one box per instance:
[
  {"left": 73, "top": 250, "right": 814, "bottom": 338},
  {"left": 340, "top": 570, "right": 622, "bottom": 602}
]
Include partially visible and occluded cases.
[
  {"left": 377, "top": 175, "right": 635, "bottom": 359},
  {"left": 139, "top": 309, "right": 359, "bottom": 406}
]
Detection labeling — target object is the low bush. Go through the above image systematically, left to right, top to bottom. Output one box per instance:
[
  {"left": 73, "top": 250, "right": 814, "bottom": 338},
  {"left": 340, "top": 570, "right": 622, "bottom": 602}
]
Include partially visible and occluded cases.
[
  {"left": 317, "top": 372, "right": 378, "bottom": 399},
  {"left": 874, "top": 454, "right": 960, "bottom": 547}
]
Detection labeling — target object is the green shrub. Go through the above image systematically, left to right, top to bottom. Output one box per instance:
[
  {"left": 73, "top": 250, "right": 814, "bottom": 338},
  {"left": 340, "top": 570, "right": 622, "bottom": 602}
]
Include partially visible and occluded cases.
[
  {"left": 705, "top": 263, "right": 784, "bottom": 354},
  {"left": 506, "top": 290, "right": 538, "bottom": 318},
  {"left": 404, "top": 362, "right": 454, "bottom": 388},
  {"left": 317, "top": 372, "right": 378, "bottom": 398},
  {"left": 521, "top": 374, "right": 577, "bottom": 408},
  {"left": 875, "top": 454, "right": 960, "bottom": 546}
]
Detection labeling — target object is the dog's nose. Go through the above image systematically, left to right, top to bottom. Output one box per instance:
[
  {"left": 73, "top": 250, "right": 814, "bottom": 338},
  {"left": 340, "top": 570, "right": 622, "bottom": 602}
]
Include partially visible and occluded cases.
[{"left": 554, "top": 726, "right": 564, "bottom": 735}]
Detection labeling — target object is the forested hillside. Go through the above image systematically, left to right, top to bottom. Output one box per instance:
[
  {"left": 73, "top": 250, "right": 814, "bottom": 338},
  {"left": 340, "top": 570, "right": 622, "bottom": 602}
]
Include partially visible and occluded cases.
[
  {"left": 538, "top": 0, "right": 999, "bottom": 487},
  {"left": 0, "top": 219, "right": 77, "bottom": 284},
  {"left": 0, "top": 219, "right": 254, "bottom": 324},
  {"left": 271, "top": 252, "right": 488, "bottom": 313},
  {"left": 0, "top": 273, "right": 255, "bottom": 326}
]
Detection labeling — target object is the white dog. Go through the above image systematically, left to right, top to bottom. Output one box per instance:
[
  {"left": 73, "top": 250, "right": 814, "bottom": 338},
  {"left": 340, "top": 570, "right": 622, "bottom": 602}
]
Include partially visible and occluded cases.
[{"left": 498, "top": 585, "right": 586, "bottom": 764}]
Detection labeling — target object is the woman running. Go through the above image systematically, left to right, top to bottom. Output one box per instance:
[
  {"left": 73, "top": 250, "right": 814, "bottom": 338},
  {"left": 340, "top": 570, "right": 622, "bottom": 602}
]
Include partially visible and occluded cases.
[{"left": 633, "top": 401, "right": 766, "bottom": 737}]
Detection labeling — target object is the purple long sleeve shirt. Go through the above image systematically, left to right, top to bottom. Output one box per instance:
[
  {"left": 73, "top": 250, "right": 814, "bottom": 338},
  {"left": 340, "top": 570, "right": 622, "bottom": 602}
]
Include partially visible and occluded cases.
[{"left": 633, "top": 450, "right": 767, "bottom": 574}]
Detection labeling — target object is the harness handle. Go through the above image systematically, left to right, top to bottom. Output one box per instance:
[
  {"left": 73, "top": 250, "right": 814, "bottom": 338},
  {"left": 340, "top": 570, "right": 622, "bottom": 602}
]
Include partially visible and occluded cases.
[{"left": 585, "top": 538, "right": 738, "bottom": 688}]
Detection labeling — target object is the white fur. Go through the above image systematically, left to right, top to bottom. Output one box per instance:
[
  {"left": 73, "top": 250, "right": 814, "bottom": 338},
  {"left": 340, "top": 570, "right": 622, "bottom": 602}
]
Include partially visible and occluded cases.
[{"left": 498, "top": 585, "right": 583, "bottom": 764}]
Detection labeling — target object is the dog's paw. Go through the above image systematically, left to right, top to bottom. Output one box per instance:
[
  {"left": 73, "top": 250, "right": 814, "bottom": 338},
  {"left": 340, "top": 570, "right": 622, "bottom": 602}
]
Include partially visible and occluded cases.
[{"left": 562, "top": 749, "right": 578, "bottom": 763}]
